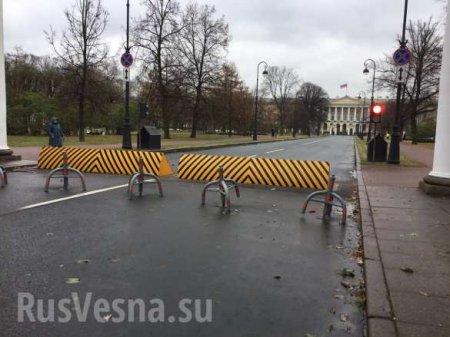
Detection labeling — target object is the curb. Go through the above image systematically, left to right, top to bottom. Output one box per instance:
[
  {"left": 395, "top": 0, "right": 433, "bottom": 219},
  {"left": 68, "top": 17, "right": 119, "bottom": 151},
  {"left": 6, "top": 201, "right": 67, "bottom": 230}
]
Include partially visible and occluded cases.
[
  {"left": 160, "top": 137, "right": 307, "bottom": 154},
  {"left": 354, "top": 141, "right": 397, "bottom": 337},
  {"left": 1, "top": 160, "right": 37, "bottom": 172}
]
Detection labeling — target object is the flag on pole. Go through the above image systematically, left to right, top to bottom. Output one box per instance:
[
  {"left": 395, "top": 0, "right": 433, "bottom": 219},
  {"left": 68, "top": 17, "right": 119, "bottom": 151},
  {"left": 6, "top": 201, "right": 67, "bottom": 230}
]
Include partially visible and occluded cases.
[{"left": 340, "top": 83, "right": 348, "bottom": 89}]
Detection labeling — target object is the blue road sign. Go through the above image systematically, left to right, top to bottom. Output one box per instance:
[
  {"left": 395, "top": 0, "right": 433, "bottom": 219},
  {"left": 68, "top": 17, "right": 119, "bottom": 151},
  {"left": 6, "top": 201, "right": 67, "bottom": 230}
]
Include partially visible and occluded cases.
[
  {"left": 393, "top": 47, "right": 413, "bottom": 66},
  {"left": 120, "top": 52, "right": 134, "bottom": 68}
]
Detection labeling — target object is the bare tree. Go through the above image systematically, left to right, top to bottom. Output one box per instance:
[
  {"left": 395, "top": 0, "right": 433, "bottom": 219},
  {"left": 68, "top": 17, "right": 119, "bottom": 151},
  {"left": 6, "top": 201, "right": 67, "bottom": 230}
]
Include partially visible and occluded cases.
[
  {"left": 47, "top": 0, "right": 109, "bottom": 141},
  {"left": 134, "top": 0, "right": 183, "bottom": 139},
  {"left": 178, "top": 3, "right": 229, "bottom": 138},
  {"left": 378, "top": 18, "right": 442, "bottom": 143},
  {"left": 264, "top": 66, "right": 300, "bottom": 134},
  {"left": 295, "top": 82, "right": 329, "bottom": 136}
]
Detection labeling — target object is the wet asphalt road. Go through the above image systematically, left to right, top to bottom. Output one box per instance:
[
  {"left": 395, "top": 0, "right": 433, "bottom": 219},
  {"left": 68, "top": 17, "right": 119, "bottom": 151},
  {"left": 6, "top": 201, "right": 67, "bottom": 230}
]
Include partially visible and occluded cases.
[{"left": 0, "top": 136, "right": 363, "bottom": 337}]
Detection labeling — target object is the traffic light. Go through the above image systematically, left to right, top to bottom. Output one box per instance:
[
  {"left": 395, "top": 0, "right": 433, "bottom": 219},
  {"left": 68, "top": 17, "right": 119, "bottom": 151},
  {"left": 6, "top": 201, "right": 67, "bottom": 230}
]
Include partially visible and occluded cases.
[
  {"left": 139, "top": 102, "right": 149, "bottom": 120},
  {"left": 370, "top": 102, "right": 385, "bottom": 123}
]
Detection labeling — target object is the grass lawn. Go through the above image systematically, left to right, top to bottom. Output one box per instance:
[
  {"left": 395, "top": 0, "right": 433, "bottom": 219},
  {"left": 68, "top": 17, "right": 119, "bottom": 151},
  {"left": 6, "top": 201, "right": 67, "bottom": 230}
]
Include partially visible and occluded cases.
[
  {"left": 8, "top": 131, "right": 304, "bottom": 149},
  {"left": 354, "top": 137, "right": 423, "bottom": 167},
  {"left": 402, "top": 140, "right": 435, "bottom": 150}
]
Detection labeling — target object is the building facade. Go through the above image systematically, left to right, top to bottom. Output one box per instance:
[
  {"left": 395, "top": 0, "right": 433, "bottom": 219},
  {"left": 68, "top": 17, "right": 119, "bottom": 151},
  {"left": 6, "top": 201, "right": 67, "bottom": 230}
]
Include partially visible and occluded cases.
[{"left": 321, "top": 96, "right": 370, "bottom": 136}]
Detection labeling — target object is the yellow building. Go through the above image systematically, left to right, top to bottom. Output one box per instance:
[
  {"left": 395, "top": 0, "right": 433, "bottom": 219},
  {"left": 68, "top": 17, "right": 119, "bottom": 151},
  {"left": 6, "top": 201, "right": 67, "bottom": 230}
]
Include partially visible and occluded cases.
[{"left": 321, "top": 96, "right": 370, "bottom": 136}]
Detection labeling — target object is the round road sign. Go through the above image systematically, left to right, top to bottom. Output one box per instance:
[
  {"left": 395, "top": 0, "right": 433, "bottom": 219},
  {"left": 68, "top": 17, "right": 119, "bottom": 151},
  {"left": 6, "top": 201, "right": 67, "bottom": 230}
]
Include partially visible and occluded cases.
[
  {"left": 393, "top": 47, "right": 413, "bottom": 66},
  {"left": 121, "top": 52, "right": 134, "bottom": 68}
]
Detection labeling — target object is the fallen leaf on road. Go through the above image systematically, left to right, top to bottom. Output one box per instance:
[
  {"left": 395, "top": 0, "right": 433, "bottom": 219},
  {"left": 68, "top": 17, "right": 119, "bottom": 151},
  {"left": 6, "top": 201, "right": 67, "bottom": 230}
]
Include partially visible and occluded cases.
[
  {"left": 270, "top": 188, "right": 276, "bottom": 191},
  {"left": 267, "top": 210, "right": 273, "bottom": 213},
  {"left": 308, "top": 210, "right": 316, "bottom": 214},
  {"left": 46, "top": 232, "right": 54, "bottom": 237},
  {"left": 408, "top": 232, "right": 418, "bottom": 237},
  {"left": 109, "top": 257, "right": 121, "bottom": 263},
  {"left": 356, "top": 257, "right": 364, "bottom": 266},
  {"left": 76, "top": 259, "right": 90, "bottom": 264},
  {"left": 400, "top": 267, "right": 414, "bottom": 274},
  {"left": 339, "top": 268, "right": 355, "bottom": 278},
  {"left": 273, "top": 275, "right": 281, "bottom": 280},
  {"left": 65, "top": 277, "right": 80, "bottom": 284},
  {"left": 341, "top": 281, "right": 353, "bottom": 289},
  {"left": 419, "top": 291, "right": 429, "bottom": 297},
  {"left": 334, "top": 294, "right": 345, "bottom": 300},
  {"left": 329, "top": 307, "right": 336, "bottom": 314},
  {"left": 340, "top": 313, "right": 350, "bottom": 322},
  {"left": 103, "top": 314, "right": 112, "bottom": 322},
  {"left": 304, "top": 333, "right": 319, "bottom": 337}
]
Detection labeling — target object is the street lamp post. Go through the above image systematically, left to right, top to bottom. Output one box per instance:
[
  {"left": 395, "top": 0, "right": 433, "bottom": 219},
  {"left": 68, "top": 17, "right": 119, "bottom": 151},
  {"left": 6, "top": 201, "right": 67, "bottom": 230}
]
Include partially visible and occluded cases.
[
  {"left": 122, "top": 0, "right": 132, "bottom": 150},
  {"left": 388, "top": 0, "right": 409, "bottom": 164},
  {"left": 363, "top": 59, "right": 376, "bottom": 143},
  {"left": 253, "top": 61, "right": 268, "bottom": 141},
  {"left": 358, "top": 91, "right": 366, "bottom": 140}
]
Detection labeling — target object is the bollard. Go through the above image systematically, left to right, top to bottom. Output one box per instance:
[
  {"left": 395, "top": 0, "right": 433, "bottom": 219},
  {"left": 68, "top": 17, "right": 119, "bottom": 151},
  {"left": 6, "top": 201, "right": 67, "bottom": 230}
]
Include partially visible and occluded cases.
[
  {"left": 44, "top": 152, "right": 87, "bottom": 192},
  {"left": 128, "top": 157, "right": 163, "bottom": 200},
  {"left": 0, "top": 166, "right": 7, "bottom": 188},
  {"left": 201, "top": 166, "right": 240, "bottom": 212},
  {"left": 301, "top": 175, "right": 347, "bottom": 225}
]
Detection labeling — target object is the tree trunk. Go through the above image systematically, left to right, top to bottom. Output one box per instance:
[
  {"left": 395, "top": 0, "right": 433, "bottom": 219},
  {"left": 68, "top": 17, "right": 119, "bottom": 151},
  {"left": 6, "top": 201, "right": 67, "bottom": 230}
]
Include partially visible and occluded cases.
[
  {"left": 78, "top": 77, "right": 86, "bottom": 142},
  {"left": 190, "top": 87, "right": 201, "bottom": 138},
  {"left": 410, "top": 113, "right": 418, "bottom": 145}
]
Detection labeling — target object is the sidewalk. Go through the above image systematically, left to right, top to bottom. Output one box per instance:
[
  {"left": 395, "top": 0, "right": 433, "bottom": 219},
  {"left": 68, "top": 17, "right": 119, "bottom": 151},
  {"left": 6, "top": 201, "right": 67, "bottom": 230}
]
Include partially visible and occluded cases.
[{"left": 357, "top": 142, "right": 450, "bottom": 336}]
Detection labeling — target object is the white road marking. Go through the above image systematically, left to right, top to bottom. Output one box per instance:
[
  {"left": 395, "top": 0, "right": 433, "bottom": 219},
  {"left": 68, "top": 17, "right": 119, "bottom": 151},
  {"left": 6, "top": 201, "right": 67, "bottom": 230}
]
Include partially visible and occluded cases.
[
  {"left": 302, "top": 140, "right": 324, "bottom": 145},
  {"left": 266, "top": 149, "right": 285, "bottom": 154},
  {"left": 18, "top": 184, "right": 129, "bottom": 211}
]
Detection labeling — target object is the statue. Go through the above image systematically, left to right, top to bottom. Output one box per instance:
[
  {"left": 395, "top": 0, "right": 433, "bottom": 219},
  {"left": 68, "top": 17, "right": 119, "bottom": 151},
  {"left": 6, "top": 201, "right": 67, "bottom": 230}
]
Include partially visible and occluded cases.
[{"left": 48, "top": 117, "right": 64, "bottom": 147}]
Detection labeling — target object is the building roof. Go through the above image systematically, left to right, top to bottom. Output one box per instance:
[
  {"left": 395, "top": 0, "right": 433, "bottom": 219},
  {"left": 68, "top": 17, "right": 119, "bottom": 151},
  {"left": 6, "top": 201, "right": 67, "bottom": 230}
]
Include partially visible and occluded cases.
[{"left": 329, "top": 96, "right": 365, "bottom": 106}]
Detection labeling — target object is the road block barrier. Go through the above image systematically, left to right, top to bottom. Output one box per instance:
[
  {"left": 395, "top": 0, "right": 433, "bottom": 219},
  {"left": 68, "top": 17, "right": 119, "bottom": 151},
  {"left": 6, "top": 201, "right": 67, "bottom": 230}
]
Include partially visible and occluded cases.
[
  {"left": 37, "top": 146, "right": 173, "bottom": 177},
  {"left": 177, "top": 153, "right": 330, "bottom": 189}
]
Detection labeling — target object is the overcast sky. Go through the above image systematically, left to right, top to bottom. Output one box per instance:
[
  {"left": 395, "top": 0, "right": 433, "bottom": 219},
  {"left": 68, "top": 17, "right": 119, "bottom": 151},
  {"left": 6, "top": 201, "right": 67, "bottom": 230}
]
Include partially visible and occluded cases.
[{"left": 3, "top": 0, "right": 447, "bottom": 98}]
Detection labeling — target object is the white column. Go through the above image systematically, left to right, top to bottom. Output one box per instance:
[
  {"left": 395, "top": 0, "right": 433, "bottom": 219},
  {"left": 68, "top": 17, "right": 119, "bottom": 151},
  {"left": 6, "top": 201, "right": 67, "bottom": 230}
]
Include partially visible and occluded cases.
[
  {"left": 0, "top": 0, "right": 10, "bottom": 153},
  {"left": 429, "top": 4, "right": 450, "bottom": 179}
]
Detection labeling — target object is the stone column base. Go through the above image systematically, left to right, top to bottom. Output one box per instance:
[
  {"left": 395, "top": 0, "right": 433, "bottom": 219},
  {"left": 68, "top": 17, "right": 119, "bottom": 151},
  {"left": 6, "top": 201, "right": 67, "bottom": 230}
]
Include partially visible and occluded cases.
[{"left": 420, "top": 175, "right": 450, "bottom": 196}]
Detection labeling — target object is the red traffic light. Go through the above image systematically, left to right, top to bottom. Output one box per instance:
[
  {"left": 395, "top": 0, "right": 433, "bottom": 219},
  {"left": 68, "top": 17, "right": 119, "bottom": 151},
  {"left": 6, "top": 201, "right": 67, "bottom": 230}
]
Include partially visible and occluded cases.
[{"left": 370, "top": 102, "right": 385, "bottom": 115}]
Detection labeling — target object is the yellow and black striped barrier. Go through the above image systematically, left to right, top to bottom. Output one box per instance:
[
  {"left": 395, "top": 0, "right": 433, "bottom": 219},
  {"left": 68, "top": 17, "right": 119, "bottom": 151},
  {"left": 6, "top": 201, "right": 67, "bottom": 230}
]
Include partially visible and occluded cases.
[
  {"left": 37, "top": 146, "right": 173, "bottom": 177},
  {"left": 177, "top": 153, "right": 330, "bottom": 189}
]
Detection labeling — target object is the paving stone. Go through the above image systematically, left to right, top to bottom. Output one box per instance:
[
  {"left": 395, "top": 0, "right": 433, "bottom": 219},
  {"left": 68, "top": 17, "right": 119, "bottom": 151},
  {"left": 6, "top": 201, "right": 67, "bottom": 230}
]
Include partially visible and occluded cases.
[
  {"left": 363, "top": 235, "right": 380, "bottom": 261},
  {"left": 378, "top": 238, "right": 449, "bottom": 257},
  {"left": 379, "top": 250, "right": 450, "bottom": 275},
  {"left": 365, "top": 259, "right": 392, "bottom": 318},
  {"left": 384, "top": 267, "right": 450, "bottom": 297},
  {"left": 390, "top": 291, "right": 450, "bottom": 326},
  {"left": 368, "top": 318, "right": 396, "bottom": 337},
  {"left": 397, "top": 322, "right": 450, "bottom": 337}
]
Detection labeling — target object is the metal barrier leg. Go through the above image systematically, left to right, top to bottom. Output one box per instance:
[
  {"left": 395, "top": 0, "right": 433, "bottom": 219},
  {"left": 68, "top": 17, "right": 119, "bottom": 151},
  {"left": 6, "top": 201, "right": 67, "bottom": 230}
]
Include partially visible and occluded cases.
[
  {"left": 44, "top": 152, "right": 87, "bottom": 192},
  {"left": 128, "top": 158, "right": 164, "bottom": 200},
  {"left": 0, "top": 166, "right": 6, "bottom": 188},
  {"left": 202, "top": 166, "right": 239, "bottom": 212},
  {"left": 302, "top": 175, "right": 346, "bottom": 225},
  {"left": 202, "top": 181, "right": 218, "bottom": 206},
  {"left": 301, "top": 190, "right": 326, "bottom": 214},
  {"left": 330, "top": 192, "right": 347, "bottom": 225}
]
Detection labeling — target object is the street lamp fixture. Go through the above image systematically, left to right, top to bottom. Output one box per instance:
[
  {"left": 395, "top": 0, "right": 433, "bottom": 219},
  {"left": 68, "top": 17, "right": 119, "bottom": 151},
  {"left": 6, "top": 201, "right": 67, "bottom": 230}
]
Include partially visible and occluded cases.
[
  {"left": 363, "top": 58, "right": 376, "bottom": 142},
  {"left": 253, "top": 61, "right": 268, "bottom": 141}
]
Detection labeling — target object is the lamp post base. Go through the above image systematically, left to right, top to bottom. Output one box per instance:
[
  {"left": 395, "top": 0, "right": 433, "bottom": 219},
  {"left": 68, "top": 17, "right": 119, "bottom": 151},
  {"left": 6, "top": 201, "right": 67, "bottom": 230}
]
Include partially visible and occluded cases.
[{"left": 420, "top": 175, "right": 450, "bottom": 196}]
